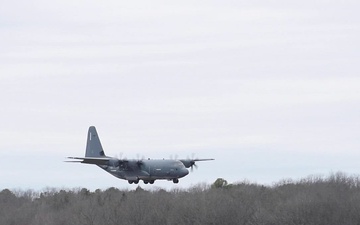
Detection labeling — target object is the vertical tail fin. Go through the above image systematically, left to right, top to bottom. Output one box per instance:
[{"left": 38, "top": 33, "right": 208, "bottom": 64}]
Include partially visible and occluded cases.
[{"left": 85, "top": 126, "right": 106, "bottom": 157}]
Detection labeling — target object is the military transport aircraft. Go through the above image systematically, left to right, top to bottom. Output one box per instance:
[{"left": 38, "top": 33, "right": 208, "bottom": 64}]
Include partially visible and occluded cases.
[{"left": 67, "top": 126, "right": 214, "bottom": 184}]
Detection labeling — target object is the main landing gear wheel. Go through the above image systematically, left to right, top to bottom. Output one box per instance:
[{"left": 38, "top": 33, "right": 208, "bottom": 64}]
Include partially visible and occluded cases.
[
  {"left": 173, "top": 178, "right": 179, "bottom": 184},
  {"left": 128, "top": 179, "right": 139, "bottom": 184},
  {"left": 143, "top": 180, "right": 155, "bottom": 184}
]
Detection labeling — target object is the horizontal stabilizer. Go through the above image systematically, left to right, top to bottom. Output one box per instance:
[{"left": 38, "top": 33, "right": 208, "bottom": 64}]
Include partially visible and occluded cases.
[{"left": 66, "top": 157, "right": 111, "bottom": 165}]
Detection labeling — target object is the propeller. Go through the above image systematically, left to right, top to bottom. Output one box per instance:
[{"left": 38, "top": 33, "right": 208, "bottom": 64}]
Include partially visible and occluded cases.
[
  {"left": 111, "top": 152, "right": 128, "bottom": 167},
  {"left": 114, "top": 152, "right": 127, "bottom": 161},
  {"left": 111, "top": 153, "right": 146, "bottom": 168},
  {"left": 136, "top": 153, "right": 145, "bottom": 167},
  {"left": 170, "top": 154, "right": 179, "bottom": 160},
  {"left": 180, "top": 154, "right": 214, "bottom": 172},
  {"left": 136, "top": 160, "right": 143, "bottom": 167},
  {"left": 190, "top": 160, "right": 198, "bottom": 172}
]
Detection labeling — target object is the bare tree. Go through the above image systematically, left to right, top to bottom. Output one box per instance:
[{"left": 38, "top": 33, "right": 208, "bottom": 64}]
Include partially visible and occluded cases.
[{"left": 2, "top": 172, "right": 360, "bottom": 225}]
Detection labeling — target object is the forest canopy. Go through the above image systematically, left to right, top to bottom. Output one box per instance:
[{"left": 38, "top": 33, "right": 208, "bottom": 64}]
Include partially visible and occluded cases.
[{"left": 1, "top": 172, "right": 360, "bottom": 225}]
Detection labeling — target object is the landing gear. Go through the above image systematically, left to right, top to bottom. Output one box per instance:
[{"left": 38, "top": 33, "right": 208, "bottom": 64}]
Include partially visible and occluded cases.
[
  {"left": 173, "top": 178, "right": 179, "bottom": 184},
  {"left": 128, "top": 179, "right": 139, "bottom": 184},
  {"left": 128, "top": 179, "right": 155, "bottom": 184},
  {"left": 143, "top": 180, "right": 155, "bottom": 184}
]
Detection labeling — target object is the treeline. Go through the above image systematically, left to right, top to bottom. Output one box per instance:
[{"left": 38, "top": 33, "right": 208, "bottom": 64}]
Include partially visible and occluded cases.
[{"left": 2, "top": 172, "right": 360, "bottom": 225}]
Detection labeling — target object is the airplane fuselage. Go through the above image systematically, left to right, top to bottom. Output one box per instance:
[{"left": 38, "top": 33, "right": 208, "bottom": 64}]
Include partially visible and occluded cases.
[{"left": 100, "top": 159, "right": 189, "bottom": 183}]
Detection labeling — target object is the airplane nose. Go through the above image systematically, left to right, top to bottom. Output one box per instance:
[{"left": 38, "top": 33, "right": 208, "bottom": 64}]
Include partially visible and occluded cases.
[{"left": 181, "top": 168, "right": 189, "bottom": 177}]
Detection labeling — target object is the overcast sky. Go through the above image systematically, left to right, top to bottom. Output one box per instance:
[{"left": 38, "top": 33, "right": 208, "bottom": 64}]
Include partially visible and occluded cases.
[{"left": 1, "top": 0, "right": 359, "bottom": 191}]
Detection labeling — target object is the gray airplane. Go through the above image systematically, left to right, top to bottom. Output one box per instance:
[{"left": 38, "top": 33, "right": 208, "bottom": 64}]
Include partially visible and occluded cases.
[{"left": 67, "top": 126, "right": 214, "bottom": 184}]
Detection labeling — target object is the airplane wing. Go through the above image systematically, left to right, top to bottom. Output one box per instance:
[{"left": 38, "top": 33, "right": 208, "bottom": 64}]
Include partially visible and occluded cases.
[
  {"left": 66, "top": 157, "right": 111, "bottom": 165},
  {"left": 179, "top": 158, "right": 214, "bottom": 169},
  {"left": 192, "top": 159, "right": 214, "bottom": 162}
]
